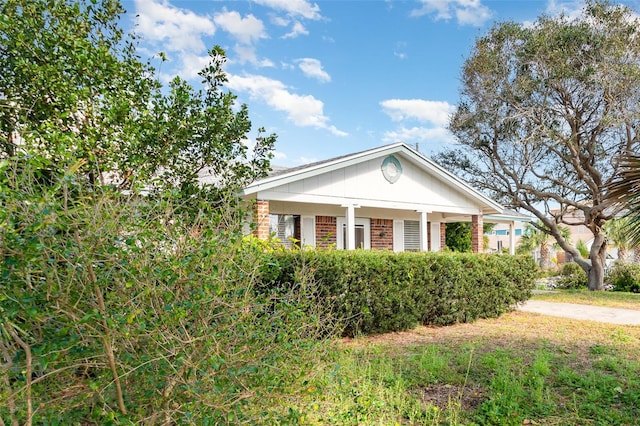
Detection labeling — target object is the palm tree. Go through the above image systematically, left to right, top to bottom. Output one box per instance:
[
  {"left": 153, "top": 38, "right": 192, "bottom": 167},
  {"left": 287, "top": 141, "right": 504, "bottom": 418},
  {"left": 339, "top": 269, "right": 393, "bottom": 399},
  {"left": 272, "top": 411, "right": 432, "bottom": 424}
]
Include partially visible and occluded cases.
[
  {"left": 606, "top": 154, "right": 640, "bottom": 248},
  {"left": 604, "top": 217, "right": 633, "bottom": 263},
  {"left": 517, "top": 222, "right": 570, "bottom": 269}
]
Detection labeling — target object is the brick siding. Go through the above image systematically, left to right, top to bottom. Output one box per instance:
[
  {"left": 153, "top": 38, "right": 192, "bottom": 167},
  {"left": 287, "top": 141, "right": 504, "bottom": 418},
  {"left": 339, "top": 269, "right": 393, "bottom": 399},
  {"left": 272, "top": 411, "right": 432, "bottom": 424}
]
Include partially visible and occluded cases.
[
  {"left": 253, "top": 200, "right": 270, "bottom": 240},
  {"left": 471, "top": 214, "right": 483, "bottom": 253},
  {"left": 315, "top": 216, "right": 337, "bottom": 248},
  {"left": 371, "top": 218, "right": 393, "bottom": 250}
]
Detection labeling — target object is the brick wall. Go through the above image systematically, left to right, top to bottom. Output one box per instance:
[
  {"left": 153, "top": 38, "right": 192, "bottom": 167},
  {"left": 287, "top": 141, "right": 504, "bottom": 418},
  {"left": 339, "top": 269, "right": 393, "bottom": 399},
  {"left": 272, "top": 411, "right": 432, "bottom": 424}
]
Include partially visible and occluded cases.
[
  {"left": 253, "top": 200, "right": 270, "bottom": 240},
  {"left": 471, "top": 214, "right": 483, "bottom": 253},
  {"left": 315, "top": 216, "right": 337, "bottom": 248},
  {"left": 371, "top": 218, "right": 393, "bottom": 250},
  {"left": 440, "top": 222, "right": 446, "bottom": 250}
]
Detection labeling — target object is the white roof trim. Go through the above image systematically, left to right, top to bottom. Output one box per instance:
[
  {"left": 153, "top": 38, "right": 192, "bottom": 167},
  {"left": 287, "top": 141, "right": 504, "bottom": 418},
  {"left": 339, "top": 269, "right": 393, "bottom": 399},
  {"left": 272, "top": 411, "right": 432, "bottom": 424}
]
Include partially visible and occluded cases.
[{"left": 243, "top": 143, "right": 504, "bottom": 214}]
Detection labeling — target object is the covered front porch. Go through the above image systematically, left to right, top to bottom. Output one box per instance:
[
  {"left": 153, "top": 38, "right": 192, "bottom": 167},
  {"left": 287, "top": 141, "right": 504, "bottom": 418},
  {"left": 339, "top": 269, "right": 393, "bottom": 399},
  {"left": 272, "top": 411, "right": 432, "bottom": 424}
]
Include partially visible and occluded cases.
[
  {"left": 244, "top": 143, "right": 504, "bottom": 254},
  {"left": 252, "top": 200, "right": 489, "bottom": 254}
]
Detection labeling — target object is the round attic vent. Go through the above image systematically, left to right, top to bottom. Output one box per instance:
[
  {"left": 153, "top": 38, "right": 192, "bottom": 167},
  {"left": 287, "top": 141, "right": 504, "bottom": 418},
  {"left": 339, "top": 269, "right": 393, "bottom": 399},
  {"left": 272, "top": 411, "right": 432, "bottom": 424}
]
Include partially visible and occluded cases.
[{"left": 381, "top": 155, "right": 402, "bottom": 184}]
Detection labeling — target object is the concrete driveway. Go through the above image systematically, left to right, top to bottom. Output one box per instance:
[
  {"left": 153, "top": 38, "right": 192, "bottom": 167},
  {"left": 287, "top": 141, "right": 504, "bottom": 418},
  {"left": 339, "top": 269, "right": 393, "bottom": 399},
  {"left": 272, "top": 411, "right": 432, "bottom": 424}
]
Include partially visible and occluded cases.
[{"left": 518, "top": 300, "right": 640, "bottom": 326}]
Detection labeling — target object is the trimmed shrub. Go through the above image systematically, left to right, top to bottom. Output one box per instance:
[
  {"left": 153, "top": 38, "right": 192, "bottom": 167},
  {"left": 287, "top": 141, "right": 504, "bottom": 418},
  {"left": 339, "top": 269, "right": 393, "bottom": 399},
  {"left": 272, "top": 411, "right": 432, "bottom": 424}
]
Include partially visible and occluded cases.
[
  {"left": 262, "top": 250, "right": 537, "bottom": 337},
  {"left": 557, "top": 262, "right": 588, "bottom": 289},
  {"left": 606, "top": 263, "right": 640, "bottom": 293}
]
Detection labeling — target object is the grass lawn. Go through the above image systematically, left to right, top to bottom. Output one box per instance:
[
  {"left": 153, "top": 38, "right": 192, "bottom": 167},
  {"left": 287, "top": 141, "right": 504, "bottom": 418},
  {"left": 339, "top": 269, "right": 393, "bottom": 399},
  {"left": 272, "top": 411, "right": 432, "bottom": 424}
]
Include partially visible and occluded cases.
[
  {"left": 531, "top": 289, "right": 640, "bottom": 310},
  {"left": 283, "top": 293, "right": 640, "bottom": 425}
]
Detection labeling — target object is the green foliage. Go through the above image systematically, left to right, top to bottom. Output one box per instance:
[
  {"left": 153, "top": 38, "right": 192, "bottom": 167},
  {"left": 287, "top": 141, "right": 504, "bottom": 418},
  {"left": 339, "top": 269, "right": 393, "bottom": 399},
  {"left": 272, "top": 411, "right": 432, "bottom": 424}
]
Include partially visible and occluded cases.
[
  {"left": 0, "top": 0, "right": 303, "bottom": 423},
  {"left": 440, "top": 0, "right": 640, "bottom": 290},
  {"left": 0, "top": 167, "right": 330, "bottom": 424},
  {"left": 445, "top": 222, "right": 494, "bottom": 252},
  {"left": 445, "top": 222, "right": 472, "bottom": 252},
  {"left": 575, "top": 240, "right": 589, "bottom": 259},
  {"left": 263, "top": 251, "right": 537, "bottom": 337},
  {"left": 557, "top": 262, "right": 589, "bottom": 289},
  {"left": 606, "top": 263, "right": 640, "bottom": 293}
]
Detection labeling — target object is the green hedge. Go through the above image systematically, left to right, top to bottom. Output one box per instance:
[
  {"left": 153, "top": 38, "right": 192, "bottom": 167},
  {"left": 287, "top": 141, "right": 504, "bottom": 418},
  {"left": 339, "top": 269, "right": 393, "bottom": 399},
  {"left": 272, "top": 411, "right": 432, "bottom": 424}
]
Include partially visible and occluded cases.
[
  {"left": 261, "top": 250, "right": 537, "bottom": 337},
  {"left": 606, "top": 263, "right": 640, "bottom": 293}
]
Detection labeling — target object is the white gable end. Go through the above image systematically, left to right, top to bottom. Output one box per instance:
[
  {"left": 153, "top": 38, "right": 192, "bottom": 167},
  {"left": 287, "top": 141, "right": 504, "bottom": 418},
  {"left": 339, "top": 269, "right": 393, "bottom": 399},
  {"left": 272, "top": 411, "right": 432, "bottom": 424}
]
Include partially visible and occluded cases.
[{"left": 255, "top": 154, "right": 489, "bottom": 215}]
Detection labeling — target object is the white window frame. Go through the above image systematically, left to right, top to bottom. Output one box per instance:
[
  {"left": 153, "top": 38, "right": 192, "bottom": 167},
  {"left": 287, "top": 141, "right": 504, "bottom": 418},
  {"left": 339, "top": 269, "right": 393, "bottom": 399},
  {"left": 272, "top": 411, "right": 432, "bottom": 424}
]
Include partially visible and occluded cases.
[{"left": 336, "top": 217, "right": 370, "bottom": 250}]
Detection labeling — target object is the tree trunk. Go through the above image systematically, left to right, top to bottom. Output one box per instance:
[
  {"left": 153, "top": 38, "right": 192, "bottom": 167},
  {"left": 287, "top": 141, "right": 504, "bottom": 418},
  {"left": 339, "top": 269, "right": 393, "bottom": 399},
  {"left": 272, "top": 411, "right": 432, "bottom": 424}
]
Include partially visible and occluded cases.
[
  {"left": 587, "top": 235, "right": 608, "bottom": 291},
  {"left": 540, "top": 242, "right": 550, "bottom": 269},
  {"left": 617, "top": 246, "right": 627, "bottom": 264}
]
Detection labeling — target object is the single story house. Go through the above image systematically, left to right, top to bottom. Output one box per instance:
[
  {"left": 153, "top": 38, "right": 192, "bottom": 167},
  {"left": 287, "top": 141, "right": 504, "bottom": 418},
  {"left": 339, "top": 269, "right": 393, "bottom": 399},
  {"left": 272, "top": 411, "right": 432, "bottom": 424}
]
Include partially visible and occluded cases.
[{"left": 242, "top": 142, "right": 527, "bottom": 253}]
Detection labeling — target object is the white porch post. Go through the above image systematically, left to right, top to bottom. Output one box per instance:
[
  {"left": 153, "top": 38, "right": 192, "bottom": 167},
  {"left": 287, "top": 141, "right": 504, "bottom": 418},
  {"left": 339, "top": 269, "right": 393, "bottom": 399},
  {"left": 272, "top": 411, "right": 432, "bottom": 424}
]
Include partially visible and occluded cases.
[
  {"left": 345, "top": 204, "right": 356, "bottom": 250},
  {"left": 419, "top": 210, "right": 428, "bottom": 252},
  {"left": 509, "top": 221, "right": 516, "bottom": 255}
]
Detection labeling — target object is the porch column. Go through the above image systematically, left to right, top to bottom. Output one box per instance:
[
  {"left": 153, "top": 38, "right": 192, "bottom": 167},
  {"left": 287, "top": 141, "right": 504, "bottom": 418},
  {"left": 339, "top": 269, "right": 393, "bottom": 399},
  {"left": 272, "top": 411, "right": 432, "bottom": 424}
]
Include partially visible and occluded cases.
[
  {"left": 253, "top": 200, "right": 270, "bottom": 240},
  {"left": 344, "top": 204, "right": 356, "bottom": 250},
  {"left": 418, "top": 211, "right": 429, "bottom": 252},
  {"left": 471, "top": 214, "right": 483, "bottom": 253},
  {"left": 509, "top": 221, "right": 516, "bottom": 255}
]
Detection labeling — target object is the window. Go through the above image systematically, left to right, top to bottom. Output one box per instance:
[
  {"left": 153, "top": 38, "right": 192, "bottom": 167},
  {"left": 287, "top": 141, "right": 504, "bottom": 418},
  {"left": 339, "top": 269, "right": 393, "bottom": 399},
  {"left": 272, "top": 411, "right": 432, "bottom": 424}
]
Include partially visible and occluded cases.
[
  {"left": 269, "top": 214, "right": 298, "bottom": 248},
  {"left": 336, "top": 217, "right": 371, "bottom": 249},
  {"left": 403, "top": 220, "right": 420, "bottom": 251},
  {"left": 342, "top": 224, "right": 365, "bottom": 249},
  {"left": 495, "top": 229, "right": 508, "bottom": 236},
  {"left": 515, "top": 229, "right": 522, "bottom": 236}
]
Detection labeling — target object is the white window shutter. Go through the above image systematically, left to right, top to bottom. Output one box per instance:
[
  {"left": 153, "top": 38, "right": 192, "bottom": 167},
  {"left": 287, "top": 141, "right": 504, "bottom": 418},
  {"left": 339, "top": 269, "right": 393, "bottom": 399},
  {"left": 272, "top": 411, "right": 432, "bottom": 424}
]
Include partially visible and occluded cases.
[{"left": 393, "top": 220, "right": 404, "bottom": 252}]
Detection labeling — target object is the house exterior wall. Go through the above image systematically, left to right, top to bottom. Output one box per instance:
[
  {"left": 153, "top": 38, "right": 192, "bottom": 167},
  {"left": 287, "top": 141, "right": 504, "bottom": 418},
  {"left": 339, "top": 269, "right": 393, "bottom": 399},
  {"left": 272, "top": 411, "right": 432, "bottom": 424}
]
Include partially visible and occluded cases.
[
  {"left": 260, "top": 157, "right": 483, "bottom": 215},
  {"left": 253, "top": 200, "right": 270, "bottom": 240},
  {"left": 472, "top": 214, "right": 483, "bottom": 253},
  {"left": 315, "top": 215, "right": 337, "bottom": 248},
  {"left": 371, "top": 218, "right": 393, "bottom": 250},
  {"left": 486, "top": 222, "right": 526, "bottom": 253}
]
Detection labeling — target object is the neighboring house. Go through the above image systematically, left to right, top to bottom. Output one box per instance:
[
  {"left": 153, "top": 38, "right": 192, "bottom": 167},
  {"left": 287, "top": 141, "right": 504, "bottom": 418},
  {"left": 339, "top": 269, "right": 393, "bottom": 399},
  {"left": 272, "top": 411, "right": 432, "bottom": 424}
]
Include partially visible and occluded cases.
[
  {"left": 242, "top": 143, "right": 527, "bottom": 253},
  {"left": 485, "top": 210, "right": 532, "bottom": 254}
]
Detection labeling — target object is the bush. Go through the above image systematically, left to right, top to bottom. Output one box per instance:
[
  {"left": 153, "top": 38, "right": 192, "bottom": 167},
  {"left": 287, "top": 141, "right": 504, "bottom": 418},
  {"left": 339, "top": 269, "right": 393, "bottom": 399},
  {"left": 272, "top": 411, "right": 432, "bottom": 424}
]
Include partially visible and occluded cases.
[
  {"left": 1, "top": 179, "right": 332, "bottom": 424},
  {"left": 262, "top": 250, "right": 537, "bottom": 337},
  {"left": 557, "top": 262, "right": 588, "bottom": 289},
  {"left": 606, "top": 263, "right": 640, "bottom": 293}
]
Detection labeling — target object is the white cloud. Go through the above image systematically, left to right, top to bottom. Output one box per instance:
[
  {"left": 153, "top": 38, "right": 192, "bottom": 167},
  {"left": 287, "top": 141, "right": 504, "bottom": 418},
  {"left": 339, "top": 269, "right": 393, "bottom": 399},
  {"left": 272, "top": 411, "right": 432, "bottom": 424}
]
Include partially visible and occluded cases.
[
  {"left": 133, "top": 0, "right": 215, "bottom": 52},
  {"left": 252, "top": 0, "right": 323, "bottom": 20},
  {"left": 410, "top": 0, "right": 492, "bottom": 26},
  {"left": 544, "top": 0, "right": 585, "bottom": 20},
  {"left": 214, "top": 10, "right": 267, "bottom": 45},
  {"left": 271, "top": 15, "right": 290, "bottom": 26},
  {"left": 283, "top": 21, "right": 309, "bottom": 38},
  {"left": 394, "top": 41, "right": 408, "bottom": 60},
  {"left": 233, "top": 44, "right": 259, "bottom": 64},
  {"left": 172, "top": 53, "right": 213, "bottom": 81},
  {"left": 297, "top": 58, "right": 331, "bottom": 82},
  {"left": 226, "top": 73, "right": 347, "bottom": 136},
  {"left": 380, "top": 99, "right": 455, "bottom": 127},
  {"left": 382, "top": 126, "right": 455, "bottom": 144},
  {"left": 273, "top": 151, "right": 288, "bottom": 160},
  {"left": 297, "top": 156, "right": 320, "bottom": 164}
]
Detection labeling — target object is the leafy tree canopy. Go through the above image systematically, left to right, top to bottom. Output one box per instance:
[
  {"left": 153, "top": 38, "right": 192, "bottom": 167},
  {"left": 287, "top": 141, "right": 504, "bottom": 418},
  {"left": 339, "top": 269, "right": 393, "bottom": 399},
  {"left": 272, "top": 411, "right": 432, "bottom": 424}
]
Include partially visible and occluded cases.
[
  {"left": 0, "top": 0, "right": 274, "bottom": 204},
  {"left": 437, "top": 0, "right": 640, "bottom": 290}
]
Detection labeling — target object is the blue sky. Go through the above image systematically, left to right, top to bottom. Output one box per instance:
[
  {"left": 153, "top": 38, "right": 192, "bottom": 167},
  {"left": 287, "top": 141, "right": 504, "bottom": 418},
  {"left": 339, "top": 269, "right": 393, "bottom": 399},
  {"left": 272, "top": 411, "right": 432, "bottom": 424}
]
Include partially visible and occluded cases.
[{"left": 121, "top": 0, "right": 640, "bottom": 167}]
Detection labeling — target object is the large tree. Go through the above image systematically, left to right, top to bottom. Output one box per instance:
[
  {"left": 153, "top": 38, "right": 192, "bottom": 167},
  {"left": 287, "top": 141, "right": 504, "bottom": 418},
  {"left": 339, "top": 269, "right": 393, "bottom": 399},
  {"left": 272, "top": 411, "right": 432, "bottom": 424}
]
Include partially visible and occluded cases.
[
  {"left": 0, "top": 0, "right": 274, "bottom": 196},
  {"left": 1, "top": 0, "right": 278, "bottom": 422},
  {"left": 439, "top": 1, "right": 640, "bottom": 290}
]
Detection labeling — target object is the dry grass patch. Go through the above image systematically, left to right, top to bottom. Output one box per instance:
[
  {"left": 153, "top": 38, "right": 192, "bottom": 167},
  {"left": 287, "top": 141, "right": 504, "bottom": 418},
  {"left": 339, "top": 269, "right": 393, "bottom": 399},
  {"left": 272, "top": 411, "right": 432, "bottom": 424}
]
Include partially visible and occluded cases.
[
  {"left": 531, "top": 289, "right": 640, "bottom": 310},
  {"left": 343, "top": 311, "right": 640, "bottom": 358}
]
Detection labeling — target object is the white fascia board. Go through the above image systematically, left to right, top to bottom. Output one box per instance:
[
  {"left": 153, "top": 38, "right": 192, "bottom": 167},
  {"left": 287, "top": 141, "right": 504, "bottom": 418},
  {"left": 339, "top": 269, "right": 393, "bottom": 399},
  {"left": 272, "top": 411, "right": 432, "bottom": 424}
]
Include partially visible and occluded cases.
[
  {"left": 398, "top": 145, "right": 504, "bottom": 214},
  {"left": 257, "top": 190, "right": 483, "bottom": 215},
  {"left": 485, "top": 213, "right": 534, "bottom": 223}
]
